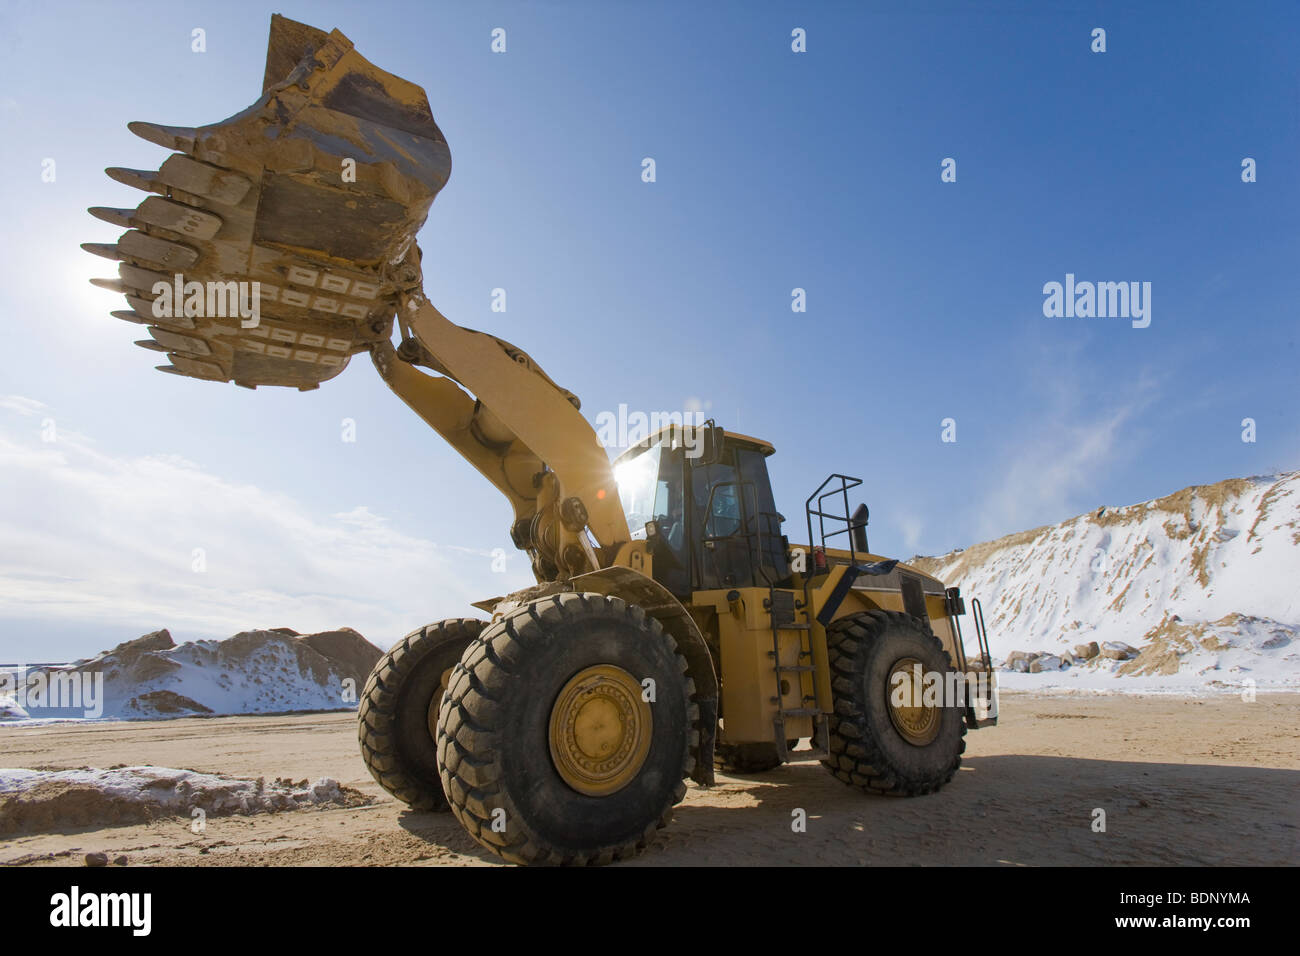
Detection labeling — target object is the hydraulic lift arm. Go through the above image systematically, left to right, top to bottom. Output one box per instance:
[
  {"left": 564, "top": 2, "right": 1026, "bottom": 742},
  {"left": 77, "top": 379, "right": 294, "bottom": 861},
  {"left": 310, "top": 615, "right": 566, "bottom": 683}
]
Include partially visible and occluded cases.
[{"left": 372, "top": 292, "right": 631, "bottom": 582}]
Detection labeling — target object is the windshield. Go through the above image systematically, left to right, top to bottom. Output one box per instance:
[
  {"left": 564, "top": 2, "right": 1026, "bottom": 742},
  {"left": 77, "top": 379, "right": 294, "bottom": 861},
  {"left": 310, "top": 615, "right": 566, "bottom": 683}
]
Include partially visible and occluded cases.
[{"left": 614, "top": 443, "right": 664, "bottom": 538}]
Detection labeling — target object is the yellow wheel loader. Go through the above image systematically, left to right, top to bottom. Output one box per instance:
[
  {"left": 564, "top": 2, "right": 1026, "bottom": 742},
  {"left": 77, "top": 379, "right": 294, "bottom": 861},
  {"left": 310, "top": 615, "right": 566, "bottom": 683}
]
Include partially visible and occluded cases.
[{"left": 86, "top": 16, "right": 997, "bottom": 866}]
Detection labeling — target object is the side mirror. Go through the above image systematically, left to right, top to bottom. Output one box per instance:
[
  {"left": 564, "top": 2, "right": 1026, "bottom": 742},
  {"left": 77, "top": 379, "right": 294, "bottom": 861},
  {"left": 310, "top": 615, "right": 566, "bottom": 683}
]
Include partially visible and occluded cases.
[
  {"left": 686, "top": 420, "right": 725, "bottom": 466},
  {"left": 701, "top": 423, "right": 725, "bottom": 464},
  {"left": 850, "top": 503, "right": 870, "bottom": 554}
]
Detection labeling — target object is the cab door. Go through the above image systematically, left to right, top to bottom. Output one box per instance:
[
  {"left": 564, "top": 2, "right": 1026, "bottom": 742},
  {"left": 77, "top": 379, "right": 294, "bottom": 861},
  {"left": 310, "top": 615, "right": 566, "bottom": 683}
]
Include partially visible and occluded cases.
[{"left": 690, "top": 445, "right": 789, "bottom": 589}]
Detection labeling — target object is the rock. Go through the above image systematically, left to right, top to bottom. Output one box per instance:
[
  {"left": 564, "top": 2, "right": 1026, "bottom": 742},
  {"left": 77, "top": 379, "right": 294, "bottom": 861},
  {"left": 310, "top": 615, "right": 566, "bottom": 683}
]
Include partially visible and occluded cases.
[
  {"left": 297, "top": 628, "right": 382, "bottom": 688},
  {"left": 109, "top": 629, "right": 175, "bottom": 659},
  {"left": 1074, "top": 641, "right": 1100, "bottom": 660},
  {"left": 1101, "top": 641, "right": 1138, "bottom": 660},
  {"left": 1005, "top": 650, "right": 1035, "bottom": 665},
  {"left": 1060, "top": 652, "right": 1074, "bottom": 668},
  {"left": 1029, "top": 654, "right": 1063, "bottom": 673},
  {"left": 1012, "top": 659, "right": 1029, "bottom": 672},
  {"left": 126, "top": 689, "right": 213, "bottom": 716},
  {"left": 309, "top": 778, "right": 341, "bottom": 803},
  {"left": 84, "top": 852, "right": 109, "bottom": 867},
  {"left": 113, "top": 855, "right": 128, "bottom": 866}
]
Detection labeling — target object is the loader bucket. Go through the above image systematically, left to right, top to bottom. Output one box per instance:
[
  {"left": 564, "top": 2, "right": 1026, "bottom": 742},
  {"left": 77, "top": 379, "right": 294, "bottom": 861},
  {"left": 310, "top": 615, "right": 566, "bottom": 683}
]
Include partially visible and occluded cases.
[{"left": 85, "top": 14, "right": 451, "bottom": 389}]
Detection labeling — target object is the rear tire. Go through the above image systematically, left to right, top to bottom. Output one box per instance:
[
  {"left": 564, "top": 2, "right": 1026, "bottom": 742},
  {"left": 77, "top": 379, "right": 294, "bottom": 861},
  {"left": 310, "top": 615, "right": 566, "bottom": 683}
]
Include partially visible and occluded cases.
[
  {"left": 437, "top": 592, "right": 698, "bottom": 865},
  {"left": 822, "top": 610, "right": 965, "bottom": 796},
  {"left": 358, "top": 618, "right": 485, "bottom": 810},
  {"left": 714, "top": 739, "right": 798, "bottom": 773}
]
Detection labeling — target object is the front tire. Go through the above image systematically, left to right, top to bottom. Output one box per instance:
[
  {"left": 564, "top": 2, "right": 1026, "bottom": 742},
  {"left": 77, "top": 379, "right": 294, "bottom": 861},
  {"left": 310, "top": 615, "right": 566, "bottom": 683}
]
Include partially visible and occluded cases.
[
  {"left": 437, "top": 592, "right": 698, "bottom": 865},
  {"left": 822, "top": 610, "right": 966, "bottom": 796},
  {"left": 358, "top": 618, "right": 485, "bottom": 810}
]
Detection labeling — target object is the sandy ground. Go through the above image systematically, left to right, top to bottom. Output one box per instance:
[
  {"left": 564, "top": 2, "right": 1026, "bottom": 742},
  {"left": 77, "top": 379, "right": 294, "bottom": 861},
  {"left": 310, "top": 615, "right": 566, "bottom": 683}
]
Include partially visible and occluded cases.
[{"left": 1, "top": 691, "right": 1297, "bottom": 866}]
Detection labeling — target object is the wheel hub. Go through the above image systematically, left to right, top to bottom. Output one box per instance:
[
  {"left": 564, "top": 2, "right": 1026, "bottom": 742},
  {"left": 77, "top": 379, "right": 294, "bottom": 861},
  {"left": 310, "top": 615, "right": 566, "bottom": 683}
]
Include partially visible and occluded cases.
[
  {"left": 886, "top": 656, "right": 941, "bottom": 746},
  {"left": 548, "top": 664, "right": 652, "bottom": 797}
]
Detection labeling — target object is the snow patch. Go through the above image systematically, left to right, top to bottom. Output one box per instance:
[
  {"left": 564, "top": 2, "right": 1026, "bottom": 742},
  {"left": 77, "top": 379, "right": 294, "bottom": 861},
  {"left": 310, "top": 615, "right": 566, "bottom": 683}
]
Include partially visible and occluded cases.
[{"left": 0, "top": 766, "right": 372, "bottom": 835}]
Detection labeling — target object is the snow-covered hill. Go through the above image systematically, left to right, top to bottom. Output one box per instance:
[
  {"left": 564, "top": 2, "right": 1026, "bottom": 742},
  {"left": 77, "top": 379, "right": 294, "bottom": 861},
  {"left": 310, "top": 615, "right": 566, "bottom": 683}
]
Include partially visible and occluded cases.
[
  {"left": 910, "top": 473, "right": 1300, "bottom": 691},
  {"left": 0, "top": 627, "right": 381, "bottom": 721}
]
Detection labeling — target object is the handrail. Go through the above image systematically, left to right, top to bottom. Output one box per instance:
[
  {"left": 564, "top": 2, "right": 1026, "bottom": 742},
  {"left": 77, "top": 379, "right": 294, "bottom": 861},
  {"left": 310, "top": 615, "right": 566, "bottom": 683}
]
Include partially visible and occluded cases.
[
  {"left": 804, "top": 473, "right": 866, "bottom": 566},
  {"left": 971, "top": 597, "right": 991, "bottom": 669}
]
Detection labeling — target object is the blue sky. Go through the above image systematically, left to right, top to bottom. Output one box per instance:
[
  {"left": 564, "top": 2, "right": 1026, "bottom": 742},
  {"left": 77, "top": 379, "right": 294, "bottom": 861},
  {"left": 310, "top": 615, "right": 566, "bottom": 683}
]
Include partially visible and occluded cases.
[{"left": 0, "top": 0, "right": 1296, "bottom": 660}]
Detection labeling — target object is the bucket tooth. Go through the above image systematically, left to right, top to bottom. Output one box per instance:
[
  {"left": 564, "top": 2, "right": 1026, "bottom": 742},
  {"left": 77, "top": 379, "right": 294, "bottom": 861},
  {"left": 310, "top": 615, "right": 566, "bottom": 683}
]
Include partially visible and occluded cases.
[
  {"left": 128, "top": 121, "right": 197, "bottom": 153},
  {"left": 157, "top": 155, "right": 251, "bottom": 205},
  {"left": 106, "top": 167, "right": 164, "bottom": 195},
  {"left": 135, "top": 197, "right": 223, "bottom": 239},
  {"left": 88, "top": 206, "right": 137, "bottom": 228},
  {"left": 118, "top": 231, "right": 199, "bottom": 269},
  {"left": 81, "top": 242, "right": 121, "bottom": 261},
  {"left": 118, "top": 262, "right": 172, "bottom": 293},
  {"left": 90, "top": 278, "right": 126, "bottom": 293},
  {"left": 125, "top": 294, "right": 197, "bottom": 330},
  {"left": 125, "top": 294, "right": 196, "bottom": 332},
  {"left": 111, "top": 310, "right": 149, "bottom": 325},
  {"left": 148, "top": 327, "right": 211, "bottom": 356},
  {"left": 134, "top": 339, "right": 168, "bottom": 353},
  {"left": 169, "top": 354, "right": 226, "bottom": 380}
]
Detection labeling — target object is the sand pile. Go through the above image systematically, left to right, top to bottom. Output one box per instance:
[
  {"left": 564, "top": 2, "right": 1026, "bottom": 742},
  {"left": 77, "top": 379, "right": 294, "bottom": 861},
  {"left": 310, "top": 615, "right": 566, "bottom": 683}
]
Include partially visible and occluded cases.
[{"left": 2, "top": 627, "right": 383, "bottom": 720}]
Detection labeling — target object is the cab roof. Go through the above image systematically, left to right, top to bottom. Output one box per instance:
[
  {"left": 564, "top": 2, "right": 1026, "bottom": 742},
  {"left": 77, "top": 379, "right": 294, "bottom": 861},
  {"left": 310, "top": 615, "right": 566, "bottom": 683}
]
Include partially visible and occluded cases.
[{"left": 612, "top": 425, "right": 775, "bottom": 465}]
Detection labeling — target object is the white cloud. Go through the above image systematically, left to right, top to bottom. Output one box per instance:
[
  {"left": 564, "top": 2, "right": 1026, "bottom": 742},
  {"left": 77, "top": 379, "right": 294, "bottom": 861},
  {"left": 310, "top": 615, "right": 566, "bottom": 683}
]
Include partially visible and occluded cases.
[
  {"left": 975, "top": 364, "right": 1158, "bottom": 541},
  {"left": 0, "top": 395, "right": 47, "bottom": 416},
  {"left": 0, "top": 402, "right": 531, "bottom": 657},
  {"left": 978, "top": 407, "right": 1133, "bottom": 540},
  {"left": 894, "top": 512, "right": 924, "bottom": 553}
]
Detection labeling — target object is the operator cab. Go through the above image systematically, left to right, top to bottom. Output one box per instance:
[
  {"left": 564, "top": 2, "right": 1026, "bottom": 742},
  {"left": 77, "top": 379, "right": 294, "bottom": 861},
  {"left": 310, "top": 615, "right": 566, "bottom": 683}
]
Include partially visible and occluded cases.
[{"left": 613, "top": 425, "right": 790, "bottom": 597}]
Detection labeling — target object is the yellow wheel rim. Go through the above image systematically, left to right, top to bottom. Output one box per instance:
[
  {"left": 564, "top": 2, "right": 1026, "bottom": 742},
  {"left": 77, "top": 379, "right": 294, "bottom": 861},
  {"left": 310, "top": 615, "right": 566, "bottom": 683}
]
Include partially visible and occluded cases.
[
  {"left": 886, "top": 657, "right": 941, "bottom": 746},
  {"left": 548, "top": 664, "right": 652, "bottom": 797}
]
